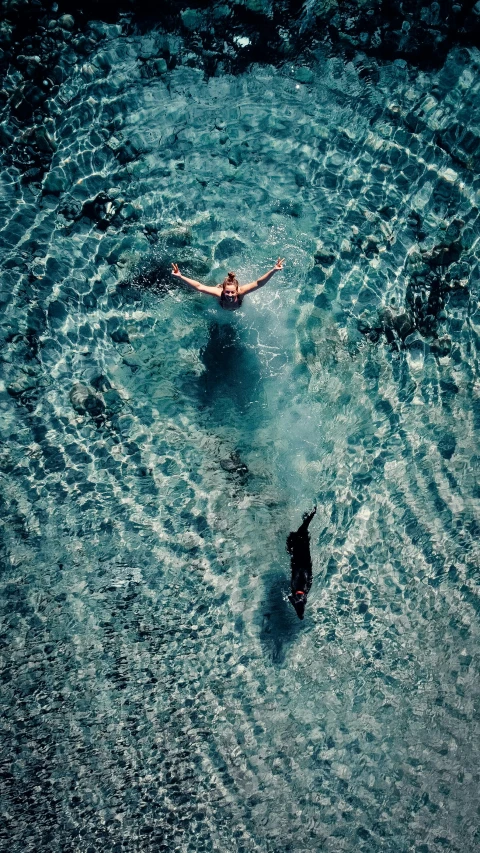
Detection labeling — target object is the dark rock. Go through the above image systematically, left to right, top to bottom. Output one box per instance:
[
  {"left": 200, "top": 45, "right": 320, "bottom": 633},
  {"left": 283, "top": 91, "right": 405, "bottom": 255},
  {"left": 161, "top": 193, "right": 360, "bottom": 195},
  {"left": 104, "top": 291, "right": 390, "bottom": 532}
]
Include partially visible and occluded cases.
[
  {"left": 4, "top": 0, "right": 478, "bottom": 85},
  {"left": 180, "top": 8, "right": 205, "bottom": 32},
  {"left": 58, "top": 15, "right": 75, "bottom": 31},
  {"left": 73, "top": 35, "right": 95, "bottom": 55},
  {"left": 153, "top": 58, "right": 168, "bottom": 75},
  {"left": 294, "top": 66, "right": 314, "bottom": 84},
  {"left": 0, "top": 122, "right": 14, "bottom": 146},
  {"left": 33, "top": 126, "right": 55, "bottom": 154},
  {"left": 115, "top": 141, "right": 140, "bottom": 164},
  {"left": 228, "top": 146, "right": 244, "bottom": 167},
  {"left": 42, "top": 169, "right": 66, "bottom": 195},
  {"left": 81, "top": 192, "right": 122, "bottom": 229},
  {"left": 58, "top": 199, "right": 82, "bottom": 221},
  {"left": 380, "top": 205, "right": 396, "bottom": 221},
  {"left": 407, "top": 209, "right": 426, "bottom": 239},
  {"left": 214, "top": 237, "right": 246, "bottom": 261},
  {"left": 363, "top": 239, "right": 379, "bottom": 258},
  {"left": 423, "top": 242, "right": 462, "bottom": 268},
  {"left": 314, "top": 249, "right": 336, "bottom": 267},
  {"left": 447, "top": 285, "right": 469, "bottom": 309},
  {"left": 357, "top": 286, "right": 376, "bottom": 305},
  {"left": 82, "top": 292, "right": 97, "bottom": 311},
  {"left": 314, "top": 293, "right": 331, "bottom": 311},
  {"left": 47, "top": 300, "right": 67, "bottom": 324},
  {"left": 393, "top": 312, "right": 414, "bottom": 340},
  {"left": 357, "top": 316, "right": 372, "bottom": 334},
  {"left": 110, "top": 327, "right": 130, "bottom": 344},
  {"left": 404, "top": 331, "right": 426, "bottom": 355},
  {"left": 430, "top": 336, "right": 452, "bottom": 357},
  {"left": 7, "top": 373, "right": 38, "bottom": 398},
  {"left": 90, "top": 374, "right": 112, "bottom": 392},
  {"left": 440, "top": 379, "right": 459, "bottom": 396},
  {"left": 69, "top": 383, "right": 105, "bottom": 418},
  {"left": 103, "top": 389, "right": 124, "bottom": 414},
  {"left": 438, "top": 433, "right": 456, "bottom": 460},
  {"left": 220, "top": 451, "right": 248, "bottom": 476}
]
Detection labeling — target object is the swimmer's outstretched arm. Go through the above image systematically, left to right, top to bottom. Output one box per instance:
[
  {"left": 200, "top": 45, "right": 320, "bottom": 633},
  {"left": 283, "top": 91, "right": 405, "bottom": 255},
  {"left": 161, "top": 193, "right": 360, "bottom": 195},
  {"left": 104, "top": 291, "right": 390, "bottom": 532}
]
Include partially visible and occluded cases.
[
  {"left": 239, "top": 258, "right": 285, "bottom": 295},
  {"left": 171, "top": 263, "right": 220, "bottom": 296},
  {"left": 298, "top": 505, "right": 317, "bottom": 535}
]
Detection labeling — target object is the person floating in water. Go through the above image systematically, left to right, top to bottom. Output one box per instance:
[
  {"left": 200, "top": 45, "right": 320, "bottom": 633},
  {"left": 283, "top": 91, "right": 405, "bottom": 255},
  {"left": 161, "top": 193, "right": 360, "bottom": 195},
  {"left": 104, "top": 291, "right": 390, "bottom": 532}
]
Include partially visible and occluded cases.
[
  {"left": 171, "top": 258, "right": 285, "bottom": 311},
  {"left": 287, "top": 506, "right": 317, "bottom": 620}
]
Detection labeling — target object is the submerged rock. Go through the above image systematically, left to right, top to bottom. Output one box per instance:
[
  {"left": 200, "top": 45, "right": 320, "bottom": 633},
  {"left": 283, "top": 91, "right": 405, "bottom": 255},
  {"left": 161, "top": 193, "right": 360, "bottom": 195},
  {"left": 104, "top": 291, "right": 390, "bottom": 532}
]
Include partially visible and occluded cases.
[
  {"left": 58, "top": 15, "right": 75, "bottom": 31},
  {"left": 294, "top": 66, "right": 314, "bottom": 84},
  {"left": 42, "top": 169, "right": 66, "bottom": 195},
  {"left": 81, "top": 192, "right": 123, "bottom": 230},
  {"left": 58, "top": 199, "right": 82, "bottom": 221},
  {"left": 358, "top": 210, "right": 471, "bottom": 352},
  {"left": 214, "top": 237, "right": 246, "bottom": 261},
  {"left": 314, "top": 248, "right": 337, "bottom": 267},
  {"left": 430, "top": 335, "right": 452, "bottom": 357},
  {"left": 7, "top": 372, "right": 39, "bottom": 398},
  {"left": 70, "top": 383, "right": 105, "bottom": 419},
  {"left": 103, "top": 389, "right": 125, "bottom": 414},
  {"left": 438, "top": 433, "right": 456, "bottom": 460},
  {"left": 220, "top": 451, "right": 248, "bottom": 476}
]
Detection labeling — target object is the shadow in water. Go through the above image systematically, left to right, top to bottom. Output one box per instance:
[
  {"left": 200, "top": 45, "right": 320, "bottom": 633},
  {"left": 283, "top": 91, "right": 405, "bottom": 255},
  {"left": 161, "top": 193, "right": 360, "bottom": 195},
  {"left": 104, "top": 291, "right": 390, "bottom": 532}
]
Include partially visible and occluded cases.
[
  {"left": 128, "top": 256, "right": 174, "bottom": 295},
  {"left": 197, "top": 321, "right": 265, "bottom": 426},
  {"left": 259, "top": 572, "right": 306, "bottom": 665}
]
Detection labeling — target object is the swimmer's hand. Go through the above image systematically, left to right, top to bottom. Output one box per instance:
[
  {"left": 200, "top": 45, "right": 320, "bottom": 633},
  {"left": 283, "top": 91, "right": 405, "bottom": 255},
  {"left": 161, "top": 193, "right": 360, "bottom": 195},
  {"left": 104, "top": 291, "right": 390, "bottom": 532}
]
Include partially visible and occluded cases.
[
  {"left": 239, "top": 257, "right": 285, "bottom": 295},
  {"left": 171, "top": 262, "right": 181, "bottom": 277}
]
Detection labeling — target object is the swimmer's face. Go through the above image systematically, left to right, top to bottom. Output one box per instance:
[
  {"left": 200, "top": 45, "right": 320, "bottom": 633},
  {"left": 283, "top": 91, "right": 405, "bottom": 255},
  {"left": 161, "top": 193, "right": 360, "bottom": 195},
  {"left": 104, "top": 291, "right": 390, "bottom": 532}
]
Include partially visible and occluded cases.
[{"left": 224, "top": 286, "right": 237, "bottom": 300}]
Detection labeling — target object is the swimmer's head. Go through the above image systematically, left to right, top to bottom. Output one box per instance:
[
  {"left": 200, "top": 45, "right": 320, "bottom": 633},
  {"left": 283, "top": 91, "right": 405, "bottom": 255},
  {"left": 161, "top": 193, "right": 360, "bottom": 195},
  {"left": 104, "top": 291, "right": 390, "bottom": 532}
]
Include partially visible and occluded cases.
[
  {"left": 222, "top": 271, "right": 239, "bottom": 300},
  {"left": 289, "top": 590, "right": 307, "bottom": 620}
]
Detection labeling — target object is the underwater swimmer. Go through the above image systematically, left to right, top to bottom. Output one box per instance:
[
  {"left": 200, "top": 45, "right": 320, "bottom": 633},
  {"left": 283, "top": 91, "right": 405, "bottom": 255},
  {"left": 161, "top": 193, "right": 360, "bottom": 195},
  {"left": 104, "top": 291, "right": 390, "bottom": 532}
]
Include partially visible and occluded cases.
[
  {"left": 171, "top": 258, "right": 285, "bottom": 311},
  {"left": 287, "top": 506, "right": 317, "bottom": 620}
]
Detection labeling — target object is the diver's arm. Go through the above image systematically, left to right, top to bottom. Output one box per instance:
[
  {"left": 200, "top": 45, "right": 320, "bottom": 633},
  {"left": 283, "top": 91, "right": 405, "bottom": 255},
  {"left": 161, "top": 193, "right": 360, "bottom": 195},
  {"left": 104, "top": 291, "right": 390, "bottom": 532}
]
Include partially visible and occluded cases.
[
  {"left": 239, "top": 258, "right": 285, "bottom": 295},
  {"left": 171, "top": 263, "right": 220, "bottom": 296},
  {"left": 298, "top": 505, "right": 317, "bottom": 535}
]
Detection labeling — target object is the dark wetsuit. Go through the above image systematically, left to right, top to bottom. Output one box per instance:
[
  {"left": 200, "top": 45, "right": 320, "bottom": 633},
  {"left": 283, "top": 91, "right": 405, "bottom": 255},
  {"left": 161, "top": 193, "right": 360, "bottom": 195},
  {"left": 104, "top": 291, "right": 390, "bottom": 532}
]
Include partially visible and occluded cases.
[{"left": 287, "top": 507, "right": 316, "bottom": 620}]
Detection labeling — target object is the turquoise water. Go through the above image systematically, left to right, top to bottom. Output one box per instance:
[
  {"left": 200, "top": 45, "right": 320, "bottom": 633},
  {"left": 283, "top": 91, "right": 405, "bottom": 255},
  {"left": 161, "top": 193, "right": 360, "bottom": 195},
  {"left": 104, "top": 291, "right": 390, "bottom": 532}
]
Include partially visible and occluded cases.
[{"left": 1, "top": 24, "right": 479, "bottom": 852}]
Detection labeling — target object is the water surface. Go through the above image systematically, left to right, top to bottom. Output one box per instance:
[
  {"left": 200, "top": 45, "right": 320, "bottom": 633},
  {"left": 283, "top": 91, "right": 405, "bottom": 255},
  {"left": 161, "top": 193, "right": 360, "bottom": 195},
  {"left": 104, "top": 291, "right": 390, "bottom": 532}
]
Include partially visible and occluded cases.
[{"left": 1, "top": 24, "right": 479, "bottom": 853}]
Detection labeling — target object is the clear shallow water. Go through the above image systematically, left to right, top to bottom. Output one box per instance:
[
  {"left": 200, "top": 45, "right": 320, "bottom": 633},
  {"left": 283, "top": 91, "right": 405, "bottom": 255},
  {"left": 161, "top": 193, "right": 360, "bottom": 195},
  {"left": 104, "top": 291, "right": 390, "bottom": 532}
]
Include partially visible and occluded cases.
[{"left": 1, "top": 25, "right": 480, "bottom": 852}]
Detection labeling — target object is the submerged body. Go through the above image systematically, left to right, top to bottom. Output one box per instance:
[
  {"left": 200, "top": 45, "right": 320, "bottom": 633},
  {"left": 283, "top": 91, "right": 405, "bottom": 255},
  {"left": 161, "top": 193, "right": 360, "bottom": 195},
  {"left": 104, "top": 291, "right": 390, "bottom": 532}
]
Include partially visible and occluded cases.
[
  {"left": 171, "top": 259, "right": 285, "bottom": 309},
  {"left": 287, "top": 507, "right": 316, "bottom": 620}
]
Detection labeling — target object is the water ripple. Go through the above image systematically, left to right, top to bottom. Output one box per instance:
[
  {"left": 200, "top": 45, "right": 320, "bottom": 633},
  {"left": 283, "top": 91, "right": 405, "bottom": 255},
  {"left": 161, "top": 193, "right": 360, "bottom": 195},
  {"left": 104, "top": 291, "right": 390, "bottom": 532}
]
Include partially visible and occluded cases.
[{"left": 0, "top": 27, "right": 479, "bottom": 853}]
